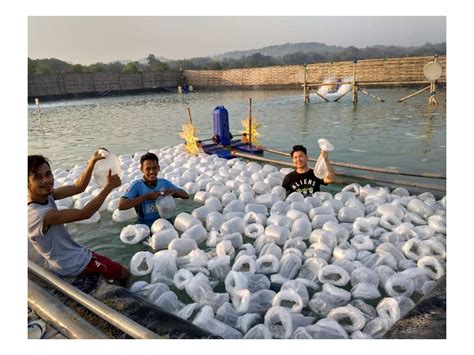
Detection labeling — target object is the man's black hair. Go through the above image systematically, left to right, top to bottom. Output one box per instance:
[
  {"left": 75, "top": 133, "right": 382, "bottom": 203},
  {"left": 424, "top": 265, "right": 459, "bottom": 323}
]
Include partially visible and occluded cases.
[
  {"left": 291, "top": 145, "right": 307, "bottom": 157},
  {"left": 140, "top": 152, "right": 159, "bottom": 166},
  {"left": 28, "top": 155, "right": 51, "bottom": 175}
]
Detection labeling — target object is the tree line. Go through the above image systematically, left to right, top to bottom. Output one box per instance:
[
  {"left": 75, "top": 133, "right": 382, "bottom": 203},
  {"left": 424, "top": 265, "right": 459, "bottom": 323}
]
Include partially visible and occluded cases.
[{"left": 28, "top": 42, "right": 446, "bottom": 75}]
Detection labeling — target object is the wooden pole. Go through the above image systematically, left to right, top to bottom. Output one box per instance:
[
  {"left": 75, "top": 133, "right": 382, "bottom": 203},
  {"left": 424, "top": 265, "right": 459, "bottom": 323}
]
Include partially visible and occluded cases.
[
  {"left": 352, "top": 61, "right": 358, "bottom": 104},
  {"left": 303, "top": 64, "right": 309, "bottom": 103},
  {"left": 398, "top": 86, "right": 431, "bottom": 102},
  {"left": 311, "top": 88, "right": 330, "bottom": 102},
  {"left": 334, "top": 88, "right": 353, "bottom": 102},
  {"left": 359, "top": 88, "right": 385, "bottom": 102},
  {"left": 248, "top": 97, "right": 252, "bottom": 147},
  {"left": 35, "top": 98, "right": 41, "bottom": 115},
  {"left": 187, "top": 107, "right": 193, "bottom": 125}
]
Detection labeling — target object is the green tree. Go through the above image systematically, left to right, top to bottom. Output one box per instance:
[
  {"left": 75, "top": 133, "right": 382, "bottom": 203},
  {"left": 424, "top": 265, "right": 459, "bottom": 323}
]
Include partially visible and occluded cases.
[
  {"left": 147, "top": 54, "right": 158, "bottom": 66},
  {"left": 28, "top": 57, "right": 38, "bottom": 75},
  {"left": 103, "top": 61, "right": 125, "bottom": 73},
  {"left": 122, "top": 61, "right": 140, "bottom": 73},
  {"left": 88, "top": 63, "right": 105, "bottom": 73},
  {"left": 69, "top": 64, "right": 85, "bottom": 73}
]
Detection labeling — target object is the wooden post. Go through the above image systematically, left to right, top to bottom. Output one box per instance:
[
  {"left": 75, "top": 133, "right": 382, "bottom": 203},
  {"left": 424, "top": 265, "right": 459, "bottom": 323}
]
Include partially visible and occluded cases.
[
  {"left": 429, "top": 54, "right": 439, "bottom": 113},
  {"left": 352, "top": 59, "right": 358, "bottom": 104},
  {"left": 303, "top": 64, "right": 309, "bottom": 103},
  {"left": 398, "top": 85, "right": 430, "bottom": 102},
  {"left": 359, "top": 88, "right": 385, "bottom": 102},
  {"left": 248, "top": 97, "right": 252, "bottom": 147},
  {"left": 35, "top": 98, "right": 41, "bottom": 115},
  {"left": 187, "top": 107, "right": 193, "bottom": 125}
]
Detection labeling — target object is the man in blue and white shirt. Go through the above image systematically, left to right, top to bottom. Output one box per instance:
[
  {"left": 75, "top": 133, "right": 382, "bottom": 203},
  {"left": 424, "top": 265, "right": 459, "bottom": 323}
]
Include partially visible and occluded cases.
[{"left": 118, "top": 152, "right": 189, "bottom": 226}]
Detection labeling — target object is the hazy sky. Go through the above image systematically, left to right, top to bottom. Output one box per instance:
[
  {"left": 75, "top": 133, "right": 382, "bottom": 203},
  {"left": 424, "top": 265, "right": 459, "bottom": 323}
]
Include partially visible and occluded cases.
[{"left": 28, "top": 16, "right": 446, "bottom": 65}]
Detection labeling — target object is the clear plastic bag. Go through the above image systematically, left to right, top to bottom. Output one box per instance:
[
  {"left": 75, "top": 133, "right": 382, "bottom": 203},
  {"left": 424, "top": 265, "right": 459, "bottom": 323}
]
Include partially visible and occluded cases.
[
  {"left": 313, "top": 138, "right": 334, "bottom": 179},
  {"left": 93, "top": 149, "right": 121, "bottom": 188},
  {"left": 155, "top": 195, "right": 176, "bottom": 219}
]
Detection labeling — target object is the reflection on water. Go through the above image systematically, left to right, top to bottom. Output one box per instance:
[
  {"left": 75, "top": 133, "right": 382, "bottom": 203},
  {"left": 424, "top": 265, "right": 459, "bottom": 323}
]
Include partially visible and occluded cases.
[{"left": 28, "top": 88, "right": 446, "bottom": 174}]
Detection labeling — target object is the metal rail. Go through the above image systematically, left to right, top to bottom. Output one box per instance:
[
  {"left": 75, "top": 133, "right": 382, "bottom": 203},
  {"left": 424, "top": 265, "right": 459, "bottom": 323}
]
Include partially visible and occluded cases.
[
  {"left": 260, "top": 146, "right": 446, "bottom": 180},
  {"left": 232, "top": 151, "right": 446, "bottom": 192},
  {"left": 28, "top": 260, "right": 162, "bottom": 339},
  {"left": 28, "top": 280, "right": 110, "bottom": 339}
]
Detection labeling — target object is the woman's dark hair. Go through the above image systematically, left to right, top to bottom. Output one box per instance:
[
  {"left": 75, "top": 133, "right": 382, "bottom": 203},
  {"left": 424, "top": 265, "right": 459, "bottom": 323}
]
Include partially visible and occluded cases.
[
  {"left": 291, "top": 145, "right": 307, "bottom": 157},
  {"left": 140, "top": 152, "right": 159, "bottom": 166},
  {"left": 28, "top": 155, "right": 50, "bottom": 175}
]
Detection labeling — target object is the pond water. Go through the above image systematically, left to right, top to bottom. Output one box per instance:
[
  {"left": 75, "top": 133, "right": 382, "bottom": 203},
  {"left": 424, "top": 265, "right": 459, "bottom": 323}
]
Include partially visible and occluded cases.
[{"left": 28, "top": 88, "right": 446, "bottom": 266}]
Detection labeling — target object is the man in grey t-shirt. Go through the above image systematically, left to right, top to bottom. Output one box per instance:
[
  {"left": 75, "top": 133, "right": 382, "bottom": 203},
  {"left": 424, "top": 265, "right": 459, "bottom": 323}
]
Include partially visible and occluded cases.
[{"left": 28, "top": 152, "right": 129, "bottom": 283}]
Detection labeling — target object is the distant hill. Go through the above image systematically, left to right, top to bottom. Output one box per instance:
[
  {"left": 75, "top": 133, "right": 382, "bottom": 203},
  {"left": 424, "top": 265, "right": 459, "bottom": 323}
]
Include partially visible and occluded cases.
[
  {"left": 212, "top": 41, "right": 446, "bottom": 61},
  {"left": 213, "top": 42, "right": 344, "bottom": 60}
]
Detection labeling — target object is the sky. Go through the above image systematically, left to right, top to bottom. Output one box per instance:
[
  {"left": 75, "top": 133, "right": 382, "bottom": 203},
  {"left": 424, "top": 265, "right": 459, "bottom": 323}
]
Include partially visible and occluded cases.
[{"left": 28, "top": 16, "right": 446, "bottom": 65}]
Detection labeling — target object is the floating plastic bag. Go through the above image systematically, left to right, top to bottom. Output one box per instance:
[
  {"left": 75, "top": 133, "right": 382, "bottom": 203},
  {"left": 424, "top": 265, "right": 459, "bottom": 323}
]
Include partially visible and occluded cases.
[
  {"left": 313, "top": 138, "right": 334, "bottom": 179},
  {"left": 93, "top": 149, "right": 121, "bottom": 188},
  {"left": 112, "top": 208, "right": 137, "bottom": 223},
  {"left": 174, "top": 212, "right": 202, "bottom": 233},
  {"left": 206, "top": 212, "right": 224, "bottom": 232},
  {"left": 151, "top": 218, "right": 174, "bottom": 234},
  {"left": 290, "top": 218, "right": 312, "bottom": 240},
  {"left": 120, "top": 224, "right": 150, "bottom": 245},
  {"left": 181, "top": 224, "right": 208, "bottom": 245},
  {"left": 150, "top": 228, "right": 178, "bottom": 250},
  {"left": 168, "top": 238, "right": 197, "bottom": 257},
  {"left": 151, "top": 250, "right": 178, "bottom": 285},
  {"left": 130, "top": 251, "right": 154, "bottom": 276},
  {"left": 277, "top": 252, "right": 302, "bottom": 280},
  {"left": 207, "top": 255, "right": 231, "bottom": 280},
  {"left": 232, "top": 255, "right": 257, "bottom": 274},
  {"left": 417, "top": 256, "right": 445, "bottom": 280},
  {"left": 318, "top": 265, "right": 350, "bottom": 286},
  {"left": 186, "top": 273, "right": 229, "bottom": 312},
  {"left": 247, "top": 273, "right": 271, "bottom": 293},
  {"left": 384, "top": 274, "right": 415, "bottom": 298},
  {"left": 351, "top": 282, "right": 381, "bottom": 300},
  {"left": 272, "top": 290, "right": 304, "bottom": 313},
  {"left": 153, "top": 291, "right": 181, "bottom": 315},
  {"left": 376, "top": 297, "right": 401, "bottom": 323},
  {"left": 216, "top": 302, "right": 239, "bottom": 327},
  {"left": 192, "top": 305, "right": 242, "bottom": 339},
  {"left": 327, "top": 305, "right": 366, "bottom": 333},
  {"left": 264, "top": 306, "right": 293, "bottom": 339},
  {"left": 236, "top": 313, "right": 262, "bottom": 334},
  {"left": 305, "top": 318, "right": 349, "bottom": 339},
  {"left": 244, "top": 324, "right": 272, "bottom": 339}
]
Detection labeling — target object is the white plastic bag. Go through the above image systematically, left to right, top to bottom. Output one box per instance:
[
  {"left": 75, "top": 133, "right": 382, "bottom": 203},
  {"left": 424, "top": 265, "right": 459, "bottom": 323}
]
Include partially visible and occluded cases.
[
  {"left": 313, "top": 138, "right": 334, "bottom": 179},
  {"left": 93, "top": 149, "right": 121, "bottom": 188},
  {"left": 155, "top": 195, "right": 176, "bottom": 219}
]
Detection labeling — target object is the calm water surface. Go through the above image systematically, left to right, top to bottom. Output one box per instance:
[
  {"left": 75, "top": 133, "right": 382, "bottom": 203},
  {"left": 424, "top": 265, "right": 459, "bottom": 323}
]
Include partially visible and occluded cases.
[{"left": 27, "top": 88, "right": 446, "bottom": 265}]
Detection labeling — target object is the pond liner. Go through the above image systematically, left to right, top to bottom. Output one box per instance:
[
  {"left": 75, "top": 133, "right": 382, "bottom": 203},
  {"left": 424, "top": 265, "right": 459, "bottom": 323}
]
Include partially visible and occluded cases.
[
  {"left": 29, "top": 271, "right": 220, "bottom": 339},
  {"left": 383, "top": 275, "right": 446, "bottom": 339}
]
